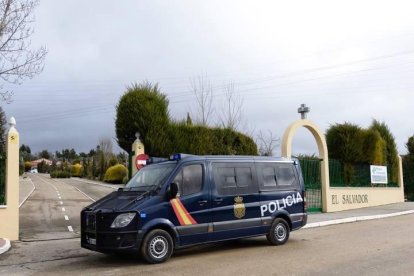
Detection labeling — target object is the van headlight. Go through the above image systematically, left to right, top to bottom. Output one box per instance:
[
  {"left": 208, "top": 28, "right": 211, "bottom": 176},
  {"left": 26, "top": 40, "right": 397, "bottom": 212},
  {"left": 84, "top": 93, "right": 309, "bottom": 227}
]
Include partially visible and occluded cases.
[{"left": 110, "top": 213, "right": 136, "bottom": 228}]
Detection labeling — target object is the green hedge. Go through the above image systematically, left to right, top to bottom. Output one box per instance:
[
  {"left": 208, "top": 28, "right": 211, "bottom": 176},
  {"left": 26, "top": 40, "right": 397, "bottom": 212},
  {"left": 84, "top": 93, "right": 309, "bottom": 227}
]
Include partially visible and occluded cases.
[
  {"left": 116, "top": 82, "right": 258, "bottom": 157},
  {"left": 326, "top": 121, "right": 399, "bottom": 185},
  {"left": 145, "top": 123, "right": 258, "bottom": 157},
  {"left": 165, "top": 124, "right": 257, "bottom": 156},
  {"left": 403, "top": 158, "right": 414, "bottom": 201},
  {"left": 24, "top": 161, "right": 32, "bottom": 172},
  {"left": 71, "top": 164, "right": 83, "bottom": 177},
  {"left": 104, "top": 164, "right": 128, "bottom": 184},
  {"left": 50, "top": 170, "right": 71, "bottom": 178}
]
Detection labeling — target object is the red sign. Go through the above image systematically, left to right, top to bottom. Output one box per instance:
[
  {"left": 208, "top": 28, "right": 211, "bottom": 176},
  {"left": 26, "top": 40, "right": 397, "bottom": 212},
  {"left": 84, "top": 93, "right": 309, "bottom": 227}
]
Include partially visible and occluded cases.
[{"left": 135, "top": 154, "right": 149, "bottom": 170}]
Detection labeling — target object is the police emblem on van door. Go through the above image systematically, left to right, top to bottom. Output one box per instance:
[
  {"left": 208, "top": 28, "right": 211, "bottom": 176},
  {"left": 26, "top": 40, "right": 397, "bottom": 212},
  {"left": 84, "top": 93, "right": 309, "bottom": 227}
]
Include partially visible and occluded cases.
[{"left": 233, "top": 196, "right": 245, "bottom": 219}]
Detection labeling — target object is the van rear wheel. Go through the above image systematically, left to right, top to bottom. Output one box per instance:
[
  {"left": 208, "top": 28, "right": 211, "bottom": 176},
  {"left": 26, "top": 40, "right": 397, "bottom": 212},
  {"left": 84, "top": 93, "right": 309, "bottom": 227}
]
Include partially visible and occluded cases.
[
  {"left": 267, "top": 218, "right": 290, "bottom": 246},
  {"left": 141, "top": 229, "right": 173, "bottom": 264}
]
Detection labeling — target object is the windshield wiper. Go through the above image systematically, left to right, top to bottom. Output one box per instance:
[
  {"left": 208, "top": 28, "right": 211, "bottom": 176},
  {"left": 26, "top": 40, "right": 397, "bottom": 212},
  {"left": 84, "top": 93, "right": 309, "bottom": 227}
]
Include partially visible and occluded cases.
[
  {"left": 152, "top": 184, "right": 162, "bottom": 193},
  {"left": 124, "top": 186, "right": 150, "bottom": 191},
  {"left": 134, "top": 189, "right": 156, "bottom": 202}
]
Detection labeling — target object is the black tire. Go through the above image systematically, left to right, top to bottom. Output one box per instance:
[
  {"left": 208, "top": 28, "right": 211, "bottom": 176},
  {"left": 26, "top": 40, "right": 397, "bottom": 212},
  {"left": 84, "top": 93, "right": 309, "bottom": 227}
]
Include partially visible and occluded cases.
[
  {"left": 266, "top": 218, "right": 290, "bottom": 246},
  {"left": 141, "top": 229, "right": 174, "bottom": 264}
]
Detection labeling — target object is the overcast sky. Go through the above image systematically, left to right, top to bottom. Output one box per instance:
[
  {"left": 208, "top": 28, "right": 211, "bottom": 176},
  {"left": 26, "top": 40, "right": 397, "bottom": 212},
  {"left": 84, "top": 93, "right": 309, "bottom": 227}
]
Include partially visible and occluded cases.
[{"left": 2, "top": 0, "right": 414, "bottom": 157}]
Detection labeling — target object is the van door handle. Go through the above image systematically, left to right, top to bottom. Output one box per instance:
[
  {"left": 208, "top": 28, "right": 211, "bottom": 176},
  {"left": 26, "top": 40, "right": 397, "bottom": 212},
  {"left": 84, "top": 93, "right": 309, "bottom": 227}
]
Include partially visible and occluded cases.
[
  {"left": 214, "top": 198, "right": 223, "bottom": 204},
  {"left": 198, "top": 200, "right": 208, "bottom": 205}
]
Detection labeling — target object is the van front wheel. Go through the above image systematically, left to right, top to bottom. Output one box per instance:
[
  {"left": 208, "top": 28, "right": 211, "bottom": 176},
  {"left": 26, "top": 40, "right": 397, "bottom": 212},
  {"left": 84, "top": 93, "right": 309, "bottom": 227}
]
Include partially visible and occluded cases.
[
  {"left": 267, "top": 218, "right": 290, "bottom": 246},
  {"left": 141, "top": 229, "right": 173, "bottom": 264}
]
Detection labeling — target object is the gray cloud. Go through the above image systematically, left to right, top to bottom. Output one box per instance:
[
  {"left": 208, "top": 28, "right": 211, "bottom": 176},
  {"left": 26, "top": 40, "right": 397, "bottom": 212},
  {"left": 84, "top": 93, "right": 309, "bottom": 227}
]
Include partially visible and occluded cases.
[{"left": 2, "top": 0, "right": 414, "bottom": 156}]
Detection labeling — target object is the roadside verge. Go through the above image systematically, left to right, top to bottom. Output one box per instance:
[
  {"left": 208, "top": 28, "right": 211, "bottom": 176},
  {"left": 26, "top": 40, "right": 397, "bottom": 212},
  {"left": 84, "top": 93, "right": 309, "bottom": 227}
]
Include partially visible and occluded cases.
[
  {"left": 19, "top": 176, "right": 36, "bottom": 208},
  {"left": 70, "top": 177, "right": 120, "bottom": 190},
  {"left": 303, "top": 209, "right": 414, "bottom": 229},
  {"left": 0, "top": 238, "right": 10, "bottom": 255}
]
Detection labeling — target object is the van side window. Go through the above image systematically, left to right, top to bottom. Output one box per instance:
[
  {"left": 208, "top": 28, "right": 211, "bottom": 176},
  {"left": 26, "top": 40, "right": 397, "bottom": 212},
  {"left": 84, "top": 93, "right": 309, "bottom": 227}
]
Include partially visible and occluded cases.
[
  {"left": 213, "top": 163, "right": 257, "bottom": 195},
  {"left": 258, "top": 163, "right": 298, "bottom": 191},
  {"left": 173, "top": 164, "right": 203, "bottom": 196},
  {"left": 276, "top": 164, "right": 296, "bottom": 186},
  {"left": 262, "top": 167, "right": 277, "bottom": 187},
  {"left": 218, "top": 168, "right": 237, "bottom": 188},
  {"left": 235, "top": 168, "right": 252, "bottom": 187}
]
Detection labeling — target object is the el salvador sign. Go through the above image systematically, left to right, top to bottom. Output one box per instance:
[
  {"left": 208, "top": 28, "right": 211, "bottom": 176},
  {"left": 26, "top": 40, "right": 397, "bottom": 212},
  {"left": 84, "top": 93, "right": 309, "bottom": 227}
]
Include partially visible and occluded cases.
[{"left": 370, "top": 165, "right": 388, "bottom": 184}]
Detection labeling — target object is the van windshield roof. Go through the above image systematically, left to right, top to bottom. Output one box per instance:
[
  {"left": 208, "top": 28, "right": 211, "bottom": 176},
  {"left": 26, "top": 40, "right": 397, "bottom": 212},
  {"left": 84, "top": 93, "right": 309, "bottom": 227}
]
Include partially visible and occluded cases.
[{"left": 125, "top": 162, "right": 176, "bottom": 191}]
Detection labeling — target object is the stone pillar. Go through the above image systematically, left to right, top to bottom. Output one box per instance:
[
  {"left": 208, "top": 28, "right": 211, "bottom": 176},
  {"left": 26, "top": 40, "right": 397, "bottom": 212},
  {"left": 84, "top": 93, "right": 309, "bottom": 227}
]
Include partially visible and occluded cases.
[
  {"left": 0, "top": 117, "right": 20, "bottom": 240},
  {"left": 131, "top": 133, "right": 145, "bottom": 177},
  {"left": 398, "top": 155, "right": 404, "bottom": 191}
]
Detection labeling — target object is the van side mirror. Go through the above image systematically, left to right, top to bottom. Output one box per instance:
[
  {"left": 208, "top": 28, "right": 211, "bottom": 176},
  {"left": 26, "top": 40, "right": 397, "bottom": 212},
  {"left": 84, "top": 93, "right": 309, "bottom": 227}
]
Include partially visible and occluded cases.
[{"left": 167, "top": 182, "right": 179, "bottom": 199}]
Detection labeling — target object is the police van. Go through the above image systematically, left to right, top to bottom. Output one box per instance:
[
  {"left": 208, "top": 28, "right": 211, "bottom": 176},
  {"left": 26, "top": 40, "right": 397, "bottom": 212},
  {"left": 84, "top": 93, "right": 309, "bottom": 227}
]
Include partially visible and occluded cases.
[{"left": 81, "top": 154, "right": 307, "bottom": 263}]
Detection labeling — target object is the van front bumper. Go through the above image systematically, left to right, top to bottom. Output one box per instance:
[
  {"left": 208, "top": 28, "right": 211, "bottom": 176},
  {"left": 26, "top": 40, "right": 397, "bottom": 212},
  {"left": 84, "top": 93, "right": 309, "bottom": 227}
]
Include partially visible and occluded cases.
[
  {"left": 81, "top": 210, "right": 142, "bottom": 253},
  {"left": 81, "top": 230, "right": 143, "bottom": 253}
]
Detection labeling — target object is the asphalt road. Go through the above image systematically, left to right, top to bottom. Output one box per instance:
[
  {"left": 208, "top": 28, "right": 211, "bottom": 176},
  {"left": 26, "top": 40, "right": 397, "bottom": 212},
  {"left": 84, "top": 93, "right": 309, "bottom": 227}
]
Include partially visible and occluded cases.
[
  {"left": 19, "top": 174, "right": 117, "bottom": 241},
  {"left": 2, "top": 175, "right": 414, "bottom": 275},
  {"left": 57, "top": 177, "right": 119, "bottom": 202},
  {"left": 2, "top": 200, "right": 414, "bottom": 275}
]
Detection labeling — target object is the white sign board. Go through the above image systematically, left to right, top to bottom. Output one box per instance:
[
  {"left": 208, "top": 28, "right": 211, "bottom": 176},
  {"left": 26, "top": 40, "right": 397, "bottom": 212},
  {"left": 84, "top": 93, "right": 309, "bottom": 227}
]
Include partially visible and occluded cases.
[{"left": 370, "top": 165, "right": 388, "bottom": 184}]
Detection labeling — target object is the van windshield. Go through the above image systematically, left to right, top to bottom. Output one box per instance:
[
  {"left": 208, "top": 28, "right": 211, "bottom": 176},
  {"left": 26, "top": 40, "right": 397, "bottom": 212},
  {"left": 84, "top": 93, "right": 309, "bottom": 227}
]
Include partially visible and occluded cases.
[{"left": 125, "top": 163, "right": 176, "bottom": 191}]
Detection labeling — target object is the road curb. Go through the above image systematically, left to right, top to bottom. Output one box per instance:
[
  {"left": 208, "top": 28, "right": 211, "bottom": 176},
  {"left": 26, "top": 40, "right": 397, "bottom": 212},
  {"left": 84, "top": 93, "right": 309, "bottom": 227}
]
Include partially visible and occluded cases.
[
  {"left": 19, "top": 177, "right": 36, "bottom": 208},
  {"left": 303, "top": 209, "right": 414, "bottom": 229},
  {"left": 0, "top": 238, "right": 11, "bottom": 255}
]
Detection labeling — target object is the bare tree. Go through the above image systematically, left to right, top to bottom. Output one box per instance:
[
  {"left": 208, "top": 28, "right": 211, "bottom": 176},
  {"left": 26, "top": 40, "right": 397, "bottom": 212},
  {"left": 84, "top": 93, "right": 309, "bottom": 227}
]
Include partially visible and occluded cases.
[
  {"left": 0, "top": 0, "right": 47, "bottom": 102},
  {"left": 190, "top": 74, "right": 214, "bottom": 126},
  {"left": 219, "top": 81, "right": 243, "bottom": 130},
  {"left": 0, "top": 105, "right": 6, "bottom": 154},
  {"left": 257, "top": 130, "right": 280, "bottom": 156},
  {"left": 97, "top": 137, "right": 114, "bottom": 180},
  {"left": 99, "top": 137, "right": 113, "bottom": 161}
]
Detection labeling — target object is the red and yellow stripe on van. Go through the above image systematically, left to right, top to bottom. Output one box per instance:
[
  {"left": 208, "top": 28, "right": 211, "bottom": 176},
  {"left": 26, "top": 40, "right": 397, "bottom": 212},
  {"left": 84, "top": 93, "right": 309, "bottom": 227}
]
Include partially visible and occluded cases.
[{"left": 170, "top": 198, "right": 197, "bottom": 226}]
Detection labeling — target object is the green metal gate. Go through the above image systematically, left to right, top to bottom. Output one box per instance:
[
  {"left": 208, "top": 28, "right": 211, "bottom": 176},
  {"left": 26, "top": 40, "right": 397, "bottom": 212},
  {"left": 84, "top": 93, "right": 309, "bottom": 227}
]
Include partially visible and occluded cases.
[
  {"left": 299, "top": 158, "right": 322, "bottom": 212},
  {"left": 403, "top": 159, "right": 414, "bottom": 201}
]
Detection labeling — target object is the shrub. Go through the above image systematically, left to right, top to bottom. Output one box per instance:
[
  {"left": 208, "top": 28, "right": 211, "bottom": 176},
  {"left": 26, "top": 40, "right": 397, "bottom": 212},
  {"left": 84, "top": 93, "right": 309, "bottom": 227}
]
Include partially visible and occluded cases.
[
  {"left": 115, "top": 82, "right": 258, "bottom": 157},
  {"left": 116, "top": 82, "right": 170, "bottom": 154},
  {"left": 370, "top": 120, "right": 399, "bottom": 182},
  {"left": 326, "top": 121, "right": 399, "bottom": 185},
  {"left": 326, "top": 123, "right": 365, "bottom": 163},
  {"left": 326, "top": 123, "right": 390, "bottom": 166},
  {"left": 168, "top": 124, "right": 257, "bottom": 155},
  {"left": 361, "top": 129, "right": 385, "bottom": 165},
  {"left": 404, "top": 136, "right": 414, "bottom": 200},
  {"left": 407, "top": 136, "right": 414, "bottom": 156},
  {"left": 109, "top": 157, "right": 118, "bottom": 167},
  {"left": 403, "top": 157, "right": 414, "bottom": 201},
  {"left": 37, "top": 160, "right": 49, "bottom": 173},
  {"left": 24, "top": 161, "right": 32, "bottom": 172},
  {"left": 19, "top": 162, "right": 24, "bottom": 176},
  {"left": 71, "top": 164, "right": 83, "bottom": 177},
  {"left": 104, "top": 164, "right": 128, "bottom": 184},
  {"left": 50, "top": 170, "right": 71, "bottom": 178}
]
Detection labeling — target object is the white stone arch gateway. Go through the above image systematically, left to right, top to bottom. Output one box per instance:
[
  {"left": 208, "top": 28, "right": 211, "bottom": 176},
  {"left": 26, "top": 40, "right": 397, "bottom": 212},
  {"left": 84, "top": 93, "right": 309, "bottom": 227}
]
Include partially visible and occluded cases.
[{"left": 281, "top": 119, "right": 329, "bottom": 212}]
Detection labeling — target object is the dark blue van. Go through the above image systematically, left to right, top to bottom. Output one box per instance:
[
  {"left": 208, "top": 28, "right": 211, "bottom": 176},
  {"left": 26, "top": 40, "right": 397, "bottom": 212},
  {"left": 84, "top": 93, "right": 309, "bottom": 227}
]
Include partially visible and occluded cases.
[{"left": 81, "top": 154, "right": 307, "bottom": 263}]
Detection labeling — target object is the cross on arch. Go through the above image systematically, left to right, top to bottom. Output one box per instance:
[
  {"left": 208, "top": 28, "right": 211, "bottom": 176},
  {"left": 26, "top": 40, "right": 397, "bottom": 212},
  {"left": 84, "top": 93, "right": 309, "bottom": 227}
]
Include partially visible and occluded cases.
[{"left": 298, "top": 104, "right": 310, "bottom": 119}]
